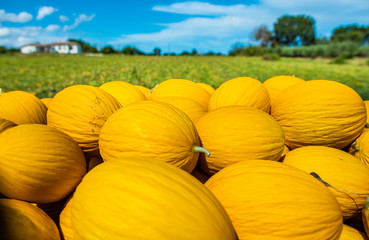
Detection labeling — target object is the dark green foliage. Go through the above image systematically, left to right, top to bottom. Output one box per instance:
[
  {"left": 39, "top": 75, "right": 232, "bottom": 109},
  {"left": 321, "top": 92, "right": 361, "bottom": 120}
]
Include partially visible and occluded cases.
[
  {"left": 273, "top": 15, "right": 316, "bottom": 46},
  {"left": 331, "top": 25, "right": 369, "bottom": 45},
  {"left": 68, "top": 39, "right": 98, "bottom": 53},
  {"left": 0, "top": 46, "right": 7, "bottom": 54},
  {"left": 100, "top": 46, "right": 117, "bottom": 54},
  {"left": 121, "top": 46, "right": 145, "bottom": 55},
  {"left": 262, "top": 53, "right": 280, "bottom": 61},
  {"left": 330, "top": 56, "right": 347, "bottom": 64}
]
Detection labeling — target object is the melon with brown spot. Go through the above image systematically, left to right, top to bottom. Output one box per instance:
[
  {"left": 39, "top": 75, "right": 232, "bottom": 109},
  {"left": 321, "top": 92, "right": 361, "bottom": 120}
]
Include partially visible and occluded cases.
[
  {"left": 271, "top": 80, "right": 366, "bottom": 149},
  {"left": 47, "top": 85, "right": 121, "bottom": 154},
  {"left": 283, "top": 146, "right": 369, "bottom": 219},
  {"left": 205, "top": 160, "right": 343, "bottom": 240}
]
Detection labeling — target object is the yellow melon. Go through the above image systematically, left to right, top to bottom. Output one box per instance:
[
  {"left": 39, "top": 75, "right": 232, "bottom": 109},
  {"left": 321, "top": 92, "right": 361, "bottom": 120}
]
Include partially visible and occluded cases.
[
  {"left": 263, "top": 75, "right": 304, "bottom": 108},
  {"left": 208, "top": 77, "right": 271, "bottom": 113},
  {"left": 149, "top": 79, "right": 211, "bottom": 110},
  {"left": 271, "top": 80, "right": 366, "bottom": 149},
  {"left": 100, "top": 81, "right": 147, "bottom": 105},
  {"left": 197, "top": 82, "right": 215, "bottom": 95},
  {"left": 47, "top": 85, "right": 121, "bottom": 154},
  {"left": 134, "top": 85, "right": 151, "bottom": 98},
  {"left": 0, "top": 90, "right": 47, "bottom": 124},
  {"left": 156, "top": 96, "right": 207, "bottom": 123},
  {"left": 41, "top": 97, "right": 53, "bottom": 108},
  {"left": 364, "top": 100, "right": 369, "bottom": 123},
  {"left": 99, "top": 101, "right": 207, "bottom": 173},
  {"left": 195, "top": 106, "right": 285, "bottom": 175},
  {"left": 0, "top": 118, "right": 17, "bottom": 134},
  {"left": 0, "top": 124, "right": 86, "bottom": 203},
  {"left": 350, "top": 130, "right": 369, "bottom": 166},
  {"left": 283, "top": 146, "right": 369, "bottom": 219},
  {"left": 70, "top": 158, "right": 237, "bottom": 240},
  {"left": 205, "top": 160, "right": 343, "bottom": 240},
  {"left": 60, "top": 196, "right": 74, "bottom": 240},
  {"left": 362, "top": 197, "right": 369, "bottom": 238},
  {"left": 0, "top": 198, "right": 60, "bottom": 240},
  {"left": 339, "top": 224, "right": 368, "bottom": 240}
]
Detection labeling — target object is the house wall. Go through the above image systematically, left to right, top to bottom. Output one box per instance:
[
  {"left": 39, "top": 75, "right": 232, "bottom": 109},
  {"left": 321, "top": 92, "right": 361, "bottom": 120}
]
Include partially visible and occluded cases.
[
  {"left": 52, "top": 44, "right": 81, "bottom": 54},
  {"left": 20, "top": 45, "right": 37, "bottom": 54}
]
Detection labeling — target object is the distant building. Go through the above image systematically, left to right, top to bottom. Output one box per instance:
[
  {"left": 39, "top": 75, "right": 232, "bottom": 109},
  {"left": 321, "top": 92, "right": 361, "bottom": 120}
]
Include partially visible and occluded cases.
[{"left": 20, "top": 42, "right": 82, "bottom": 54}]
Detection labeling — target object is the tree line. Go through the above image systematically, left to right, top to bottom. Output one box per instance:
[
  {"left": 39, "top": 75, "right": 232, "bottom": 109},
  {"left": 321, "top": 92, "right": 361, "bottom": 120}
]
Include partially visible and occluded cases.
[{"left": 230, "top": 15, "right": 369, "bottom": 58}]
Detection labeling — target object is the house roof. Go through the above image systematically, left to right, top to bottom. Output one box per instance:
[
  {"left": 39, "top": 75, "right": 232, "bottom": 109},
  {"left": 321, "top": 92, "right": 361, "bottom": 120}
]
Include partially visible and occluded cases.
[{"left": 21, "top": 41, "right": 80, "bottom": 48}]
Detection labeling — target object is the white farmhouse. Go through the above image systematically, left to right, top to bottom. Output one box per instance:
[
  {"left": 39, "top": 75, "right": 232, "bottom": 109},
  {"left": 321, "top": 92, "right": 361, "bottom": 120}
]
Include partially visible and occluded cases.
[{"left": 21, "top": 42, "right": 82, "bottom": 54}]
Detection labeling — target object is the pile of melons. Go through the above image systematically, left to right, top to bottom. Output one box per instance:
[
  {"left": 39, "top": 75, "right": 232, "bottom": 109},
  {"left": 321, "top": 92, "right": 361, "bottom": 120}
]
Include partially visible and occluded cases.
[{"left": 1, "top": 76, "right": 369, "bottom": 240}]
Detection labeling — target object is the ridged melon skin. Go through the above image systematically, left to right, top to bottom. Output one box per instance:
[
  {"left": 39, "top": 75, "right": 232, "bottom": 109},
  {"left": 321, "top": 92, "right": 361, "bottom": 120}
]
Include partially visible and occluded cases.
[
  {"left": 262, "top": 75, "right": 304, "bottom": 108},
  {"left": 208, "top": 77, "right": 271, "bottom": 113},
  {"left": 149, "top": 79, "right": 211, "bottom": 110},
  {"left": 271, "top": 80, "right": 367, "bottom": 149},
  {"left": 100, "top": 81, "right": 147, "bottom": 105},
  {"left": 197, "top": 82, "right": 215, "bottom": 95},
  {"left": 47, "top": 85, "right": 122, "bottom": 153},
  {"left": 134, "top": 85, "right": 151, "bottom": 98},
  {"left": 0, "top": 90, "right": 47, "bottom": 125},
  {"left": 156, "top": 96, "right": 207, "bottom": 123},
  {"left": 41, "top": 98, "right": 53, "bottom": 109},
  {"left": 99, "top": 101, "right": 201, "bottom": 173},
  {"left": 196, "top": 106, "right": 285, "bottom": 175},
  {"left": 0, "top": 118, "right": 17, "bottom": 134},
  {"left": 0, "top": 124, "right": 86, "bottom": 203},
  {"left": 350, "top": 129, "right": 369, "bottom": 166},
  {"left": 283, "top": 146, "right": 369, "bottom": 219},
  {"left": 71, "top": 159, "right": 237, "bottom": 240},
  {"left": 205, "top": 160, "right": 343, "bottom": 240},
  {"left": 60, "top": 197, "right": 74, "bottom": 240},
  {"left": 0, "top": 198, "right": 61, "bottom": 240},
  {"left": 339, "top": 224, "right": 368, "bottom": 240}
]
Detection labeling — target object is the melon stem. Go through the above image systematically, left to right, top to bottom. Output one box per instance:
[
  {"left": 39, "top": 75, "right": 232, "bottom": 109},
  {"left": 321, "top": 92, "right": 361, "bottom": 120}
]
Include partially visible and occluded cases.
[
  {"left": 366, "top": 122, "right": 369, "bottom": 128},
  {"left": 351, "top": 141, "right": 360, "bottom": 152},
  {"left": 193, "top": 146, "right": 210, "bottom": 157}
]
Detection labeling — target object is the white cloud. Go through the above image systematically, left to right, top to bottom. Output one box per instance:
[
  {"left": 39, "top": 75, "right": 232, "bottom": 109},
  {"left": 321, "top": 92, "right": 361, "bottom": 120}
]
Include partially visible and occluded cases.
[
  {"left": 110, "top": 1, "right": 369, "bottom": 53},
  {"left": 36, "top": 6, "right": 58, "bottom": 20},
  {"left": 0, "top": 9, "right": 32, "bottom": 23},
  {"left": 63, "top": 14, "right": 95, "bottom": 31},
  {"left": 59, "top": 15, "right": 69, "bottom": 22},
  {"left": 45, "top": 24, "right": 61, "bottom": 32},
  {"left": 0, "top": 27, "right": 10, "bottom": 37}
]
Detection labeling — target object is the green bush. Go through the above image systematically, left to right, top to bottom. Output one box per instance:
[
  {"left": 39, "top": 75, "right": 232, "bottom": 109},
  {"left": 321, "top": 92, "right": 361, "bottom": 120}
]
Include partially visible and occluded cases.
[
  {"left": 263, "top": 53, "right": 280, "bottom": 61},
  {"left": 330, "top": 56, "right": 347, "bottom": 64}
]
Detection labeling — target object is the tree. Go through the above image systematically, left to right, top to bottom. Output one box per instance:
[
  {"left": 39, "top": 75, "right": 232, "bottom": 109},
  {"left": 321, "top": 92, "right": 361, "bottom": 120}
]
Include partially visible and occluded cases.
[
  {"left": 273, "top": 15, "right": 316, "bottom": 46},
  {"left": 253, "top": 24, "right": 273, "bottom": 47},
  {"left": 331, "top": 24, "right": 369, "bottom": 44},
  {"left": 68, "top": 39, "right": 98, "bottom": 53},
  {"left": 0, "top": 46, "right": 7, "bottom": 54},
  {"left": 100, "top": 46, "right": 116, "bottom": 54},
  {"left": 121, "top": 46, "right": 145, "bottom": 55},
  {"left": 153, "top": 47, "right": 161, "bottom": 56},
  {"left": 191, "top": 49, "right": 198, "bottom": 55}
]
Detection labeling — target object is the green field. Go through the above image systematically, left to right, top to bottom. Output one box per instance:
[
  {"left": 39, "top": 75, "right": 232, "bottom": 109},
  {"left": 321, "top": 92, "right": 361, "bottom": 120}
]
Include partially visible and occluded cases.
[{"left": 1, "top": 54, "right": 369, "bottom": 99}]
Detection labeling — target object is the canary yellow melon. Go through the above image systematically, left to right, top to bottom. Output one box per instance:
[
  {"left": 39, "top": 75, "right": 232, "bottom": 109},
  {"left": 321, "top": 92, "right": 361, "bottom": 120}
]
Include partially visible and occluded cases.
[
  {"left": 263, "top": 75, "right": 304, "bottom": 108},
  {"left": 208, "top": 77, "right": 271, "bottom": 113},
  {"left": 149, "top": 79, "right": 211, "bottom": 110},
  {"left": 271, "top": 80, "right": 366, "bottom": 149},
  {"left": 100, "top": 81, "right": 147, "bottom": 105},
  {"left": 197, "top": 82, "right": 215, "bottom": 95},
  {"left": 47, "top": 85, "right": 121, "bottom": 154},
  {"left": 134, "top": 85, "right": 151, "bottom": 97},
  {"left": 0, "top": 90, "right": 47, "bottom": 124},
  {"left": 156, "top": 96, "right": 207, "bottom": 123},
  {"left": 41, "top": 97, "right": 53, "bottom": 108},
  {"left": 99, "top": 101, "right": 207, "bottom": 173},
  {"left": 364, "top": 101, "right": 369, "bottom": 123},
  {"left": 196, "top": 106, "right": 285, "bottom": 175},
  {"left": 0, "top": 118, "right": 16, "bottom": 134},
  {"left": 0, "top": 124, "right": 86, "bottom": 203},
  {"left": 350, "top": 130, "right": 369, "bottom": 166},
  {"left": 283, "top": 146, "right": 369, "bottom": 219},
  {"left": 71, "top": 158, "right": 237, "bottom": 240},
  {"left": 205, "top": 160, "right": 343, "bottom": 240},
  {"left": 60, "top": 196, "right": 74, "bottom": 240},
  {"left": 362, "top": 197, "right": 369, "bottom": 238},
  {"left": 0, "top": 198, "right": 60, "bottom": 240},
  {"left": 339, "top": 224, "right": 368, "bottom": 240}
]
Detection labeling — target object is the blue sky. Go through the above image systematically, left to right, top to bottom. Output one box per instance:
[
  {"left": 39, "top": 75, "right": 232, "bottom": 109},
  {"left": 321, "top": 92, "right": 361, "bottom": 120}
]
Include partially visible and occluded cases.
[{"left": 1, "top": 0, "right": 369, "bottom": 54}]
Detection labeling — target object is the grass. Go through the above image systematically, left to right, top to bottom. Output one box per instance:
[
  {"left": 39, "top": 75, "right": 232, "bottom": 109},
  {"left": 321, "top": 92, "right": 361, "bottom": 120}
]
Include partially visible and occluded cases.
[{"left": 1, "top": 54, "right": 369, "bottom": 99}]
